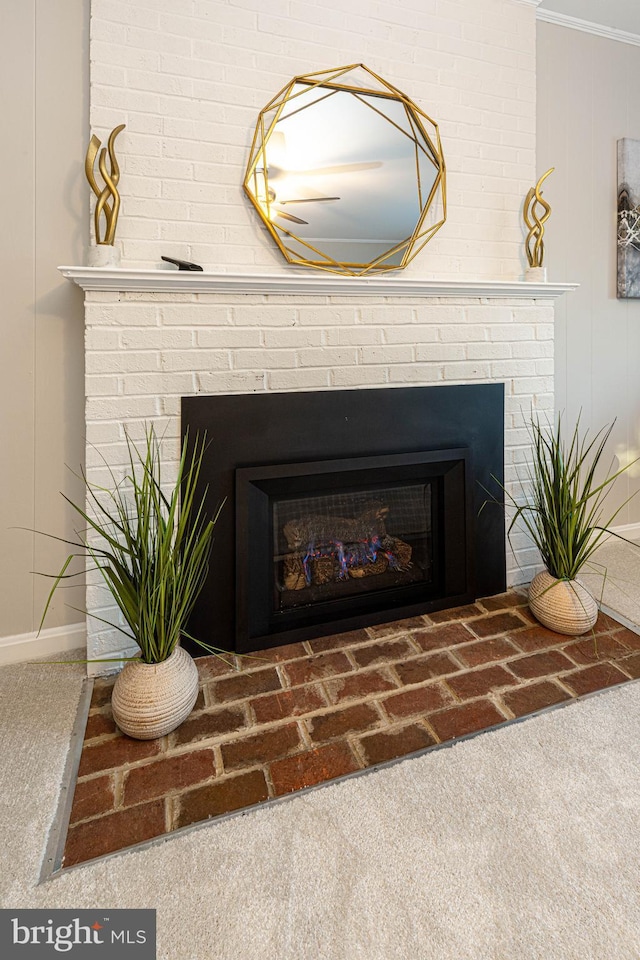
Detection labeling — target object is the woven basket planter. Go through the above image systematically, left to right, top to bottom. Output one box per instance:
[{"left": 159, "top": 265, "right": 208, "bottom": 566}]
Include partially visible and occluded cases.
[
  {"left": 528, "top": 570, "right": 598, "bottom": 636},
  {"left": 111, "top": 645, "right": 199, "bottom": 740}
]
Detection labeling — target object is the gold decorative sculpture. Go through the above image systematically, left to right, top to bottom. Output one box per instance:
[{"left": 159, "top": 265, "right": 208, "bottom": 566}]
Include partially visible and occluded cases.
[
  {"left": 85, "top": 124, "right": 126, "bottom": 245},
  {"left": 524, "top": 167, "right": 554, "bottom": 268}
]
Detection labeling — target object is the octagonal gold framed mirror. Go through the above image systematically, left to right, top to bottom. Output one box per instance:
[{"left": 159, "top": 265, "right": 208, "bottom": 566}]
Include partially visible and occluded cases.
[{"left": 243, "top": 64, "right": 446, "bottom": 277}]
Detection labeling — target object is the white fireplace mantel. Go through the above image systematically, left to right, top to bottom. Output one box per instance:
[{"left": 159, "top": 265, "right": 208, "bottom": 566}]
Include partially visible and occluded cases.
[
  {"left": 79, "top": 264, "right": 565, "bottom": 667},
  {"left": 59, "top": 266, "right": 577, "bottom": 299}
]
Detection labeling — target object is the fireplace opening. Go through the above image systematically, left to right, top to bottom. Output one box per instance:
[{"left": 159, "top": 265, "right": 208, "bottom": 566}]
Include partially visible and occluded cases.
[
  {"left": 182, "top": 384, "right": 505, "bottom": 655},
  {"left": 235, "top": 449, "right": 470, "bottom": 649},
  {"left": 275, "top": 485, "right": 431, "bottom": 607}
]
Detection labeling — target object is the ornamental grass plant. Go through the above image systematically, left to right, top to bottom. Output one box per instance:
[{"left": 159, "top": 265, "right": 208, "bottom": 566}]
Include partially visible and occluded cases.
[
  {"left": 504, "top": 416, "right": 634, "bottom": 582},
  {"left": 40, "top": 427, "right": 222, "bottom": 664}
]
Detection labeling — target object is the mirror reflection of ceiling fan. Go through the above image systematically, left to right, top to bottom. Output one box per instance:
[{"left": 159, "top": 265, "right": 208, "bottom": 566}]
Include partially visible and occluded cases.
[
  {"left": 244, "top": 65, "right": 447, "bottom": 275},
  {"left": 260, "top": 129, "right": 383, "bottom": 224},
  {"left": 265, "top": 188, "right": 340, "bottom": 225}
]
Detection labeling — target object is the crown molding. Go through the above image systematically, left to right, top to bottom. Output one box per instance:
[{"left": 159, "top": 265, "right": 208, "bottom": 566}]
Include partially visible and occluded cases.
[
  {"left": 513, "top": 1, "right": 544, "bottom": 7},
  {"left": 537, "top": 9, "right": 640, "bottom": 48},
  {"left": 58, "top": 266, "right": 577, "bottom": 300}
]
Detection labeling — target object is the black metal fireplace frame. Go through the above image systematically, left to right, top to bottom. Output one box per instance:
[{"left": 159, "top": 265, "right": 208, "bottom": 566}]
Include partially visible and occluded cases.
[
  {"left": 181, "top": 383, "right": 505, "bottom": 655},
  {"left": 236, "top": 449, "right": 471, "bottom": 651}
]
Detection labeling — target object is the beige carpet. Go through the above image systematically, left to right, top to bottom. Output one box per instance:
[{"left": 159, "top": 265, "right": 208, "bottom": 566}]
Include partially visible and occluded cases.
[
  {"left": 581, "top": 537, "right": 640, "bottom": 632},
  {"left": 1, "top": 654, "right": 639, "bottom": 959}
]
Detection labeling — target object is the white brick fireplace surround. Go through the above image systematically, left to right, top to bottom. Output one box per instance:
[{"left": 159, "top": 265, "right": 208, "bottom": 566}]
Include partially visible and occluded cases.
[
  {"left": 63, "top": 0, "right": 567, "bottom": 672},
  {"left": 63, "top": 270, "right": 573, "bottom": 674}
]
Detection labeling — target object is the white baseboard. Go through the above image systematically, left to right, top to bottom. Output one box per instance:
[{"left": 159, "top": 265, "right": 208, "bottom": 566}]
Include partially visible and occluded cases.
[
  {"left": 605, "top": 522, "right": 640, "bottom": 543},
  {"left": 0, "top": 622, "right": 86, "bottom": 666}
]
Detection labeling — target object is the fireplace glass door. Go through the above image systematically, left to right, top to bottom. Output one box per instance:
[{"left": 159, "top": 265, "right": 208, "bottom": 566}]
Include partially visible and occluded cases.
[
  {"left": 235, "top": 449, "right": 471, "bottom": 651},
  {"left": 274, "top": 482, "right": 433, "bottom": 610}
]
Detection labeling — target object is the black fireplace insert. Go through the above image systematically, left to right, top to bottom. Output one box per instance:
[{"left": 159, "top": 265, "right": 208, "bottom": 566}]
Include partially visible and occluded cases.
[{"left": 182, "top": 384, "right": 505, "bottom": 654}]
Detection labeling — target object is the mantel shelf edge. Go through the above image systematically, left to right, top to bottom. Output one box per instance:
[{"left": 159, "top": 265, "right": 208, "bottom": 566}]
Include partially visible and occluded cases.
[{"left": 58, "top": 266, "right": 578, "bottom": 299}]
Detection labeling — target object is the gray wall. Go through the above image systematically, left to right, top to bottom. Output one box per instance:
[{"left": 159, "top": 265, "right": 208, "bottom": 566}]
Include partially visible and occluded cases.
[
  {"left": 0, "top": 0, "right": 88, "bottom": 639},
  {"left": 537, "top": 21, "right": 640, "bottom": 525}
]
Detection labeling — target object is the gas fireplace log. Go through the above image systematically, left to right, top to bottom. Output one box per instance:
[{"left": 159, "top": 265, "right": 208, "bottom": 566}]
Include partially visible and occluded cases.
[
  {"left": 282, "top": 500, "right": 390, "bottom": 551},
  {"left": 280, "top": 536, "right": 412, "bottom": 591},
  {"left": 388, "top": 537, "right": 412, "bottom": 569},
  {"left": 347, "top": 555, "right": 390, "bottom": 578},
  {"left": 283, "top": 557, "right": 307, "bottom": 591},
  {"left": 312, "top": 557, "right": 335, "bottom": 585}
]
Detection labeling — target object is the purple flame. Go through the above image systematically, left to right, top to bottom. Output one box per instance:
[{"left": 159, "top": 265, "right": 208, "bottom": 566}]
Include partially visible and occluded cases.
[{"left": 301, "top": 535, "right": 395, "bottom": 585}]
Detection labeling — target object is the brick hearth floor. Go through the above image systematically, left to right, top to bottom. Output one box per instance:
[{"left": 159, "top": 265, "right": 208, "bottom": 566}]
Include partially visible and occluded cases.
[{"left": 63, "top": 590, "right": 640, "bottom": 867}]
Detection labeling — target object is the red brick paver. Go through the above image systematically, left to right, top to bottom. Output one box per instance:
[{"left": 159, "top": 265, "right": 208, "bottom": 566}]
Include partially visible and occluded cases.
[
  {"left": 63, "top": 591, "right": 639, "bottom": 868},
  {"left": 478, "top": 591, "right": 528, "bottom": 612},
  {"left": 429, "top": 604, "right": 484, "bottom": 623},
  {"left": 467, "top": 612, "right": 528, "bottom": 638},
  {"left": 413, "top": 622, "right": 475, "bottom": 651},
  {"left": 509, "top": 624, "right": 571, "bottom": 652},
  {"left": 306, "top": 629, "right": 370, "bottom": 653},
  {"left": 564, "top": 632, "right": 639, "bottom": 665},
  {"left": 455, "top": 637, "right": 520, "bottom": 667},
  {"left": 351, "top": 638, "right": 416, "bottom": 668},
  {"left": 507, "top": 650, "right": 575, "bottom": 679},
  {"left": 284, "top": 651, "right": 353, "bottom": 686},
  {"left": 394, "top": 651, "right": 460, "bottom": 685},
  {"left": 618, "top": 653, "right": 640, "bottom": 678},
  {"left": 446, "top": 664, "right": 518, "bottom": 700},
  {"left": 561, "top": 664, "right": 629, "bottom": 697},
  {"left": 211, "top": 666, "right": 282, "bottom": 703},
  {"left": 324, "top": 669, "right": 397, "bottom": 704},
  {"left": 500, "top": 680, "right": 570, "bottom": 718},
  {"left": 382, "top": 681, "right": 450, "bottom": 721},
  {"left": 250, "top": 686, "right": 326, "bottom": 724},
  {"left": 429, "top": 700, "right": 506, "bottom": 741},
  {"left": 307, "top": 703, "right": 380, "bottom": 743},
  {"left": 170, "top": 706, "right": 247, "bottom": 746},
  {"left": 84, "top": 711, "right": 118, "bottom": 740},
  {"left": 220, "top": 724, "right": 302, "bottom": 771},
  {"left": 357, "top": 724, "right": 436, "bottom": 765},
  {"left": 77, "top": 734, "right": 161, "bottom": 778},
  {"left": 270, "top": 743, "right": 359, "bottom": 795},
  {"left": 123, "top": 750, "right": 215, "bottom": 806},
  {"left": 176, "top": 770, "right": 269, "bottom": 829},
  {"left": 68, "top": 774, "right": 115, "bottom": 823},
  {"left": 64, "top": 800, "right": 166, "bottom": 868}
]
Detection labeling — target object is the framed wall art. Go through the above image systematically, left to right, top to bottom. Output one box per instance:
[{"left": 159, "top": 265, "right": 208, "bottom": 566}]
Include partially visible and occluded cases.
[{"left": 617, "top": 138, "right": 640, "bottom": 298}]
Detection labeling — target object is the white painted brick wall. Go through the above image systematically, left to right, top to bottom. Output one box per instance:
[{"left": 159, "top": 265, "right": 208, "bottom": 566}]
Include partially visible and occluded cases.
[
  {"left": 82, "top": 0, "right": 548, "bottom": 672},
  {"left": 89, "top": 0, "right": 536, "bottom": 279},
  {"left": 84, "top": 292, "right": 553, "bottom": 671}
]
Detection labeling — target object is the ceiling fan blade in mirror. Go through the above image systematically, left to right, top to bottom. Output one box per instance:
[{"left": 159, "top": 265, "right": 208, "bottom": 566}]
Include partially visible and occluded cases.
[
  {"left": 278, "top": 197, "right": 341, "bottom": 204},
  {"left": 275, "top": 210, "right": 309, "bottom": 225}
]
